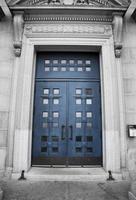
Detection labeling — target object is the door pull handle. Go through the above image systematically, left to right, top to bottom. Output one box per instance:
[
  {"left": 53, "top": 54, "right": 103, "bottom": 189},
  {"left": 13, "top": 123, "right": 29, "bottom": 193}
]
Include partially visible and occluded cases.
[
  {"left": 61, "top": 125, "right": 66, "bottom": 140},
  {"left": 69, "top": 125, "right": 73, "bottom": 140}
]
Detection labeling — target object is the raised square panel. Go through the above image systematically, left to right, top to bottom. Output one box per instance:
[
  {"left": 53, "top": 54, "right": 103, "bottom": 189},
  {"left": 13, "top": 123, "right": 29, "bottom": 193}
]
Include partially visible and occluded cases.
[
  {"left": 45, "top": 60, "right": 50, "bottom": 65},
  {"left": 53, "top": 60, "right": 58, "bottom": 64},
  {"left": 61, "top": 60, "right": 67, "bottom": 64},
  {"left": 69, "top": 60, "right": 74, "bottom": 65},
  {"left": 77, "top": 60, "right": 83, "bottom": 65},
  {"left": 86, "top": 60, "right": 91, "bottom": 65},
  {"left": 45, "top": 67, "right": 50, "bottom": 72},
  {"left": 53, "top": 67, "right": 58, "bottom": 71},
  {"left": 61, "top": 67, "right": 66, "bottom": 71},
  {"left": 69, "top": 67, "right": 75, "bottom": 71},
  {"left": 77, "top": 67, "right": 83, "bottom": 72},
  {"left": 86, "top": 67, "right": 91, "bottom": 72},
  {"left": 43, "top": 89, "right": 49, "bottom": 95},
  {"left": 53, "top": 89, "right": 60, "bottom": 95},
  {"left": 76, "top": 89, "right": 82, "bottom": 95},
  {"left": 85, "top": 89, "right": 92, "bottom": 95},
  {"left": 43, "top": 98, "right": 49, "bottom": 104},
  {"left": 53, "top": 99, "right": 59, "bottom": 105},
  {"left": 76, "top": 99, "right": 81, "bottom": 104},
  {"left": 86, "top": 99, "right": 92, "bottom": 105},
  {"left": 42, "top": 112, "right": 48, "bottom": 118},
  {"left": 53, "top": 112, "right": 59, "bottom": 118},
  {"left": 76, "top": 112, "right": 82, "bottom": 118},
  {"left": 86, "top": 112, "right": 92, "bottom": 118},
  {"left": 87, "top": 122, "right": 92, "bottom": 128},
  {"left": 43, "top": 123, "right": 48, "bottom": 128},
  {"left": 53, "top": 123, "right": 59, "bottom": 128},
  {"left": 76, "top": 123, "right": 82, "bottom": 128},
  {"left": 41, "top": 136, "right": 48, "bottom": 142},
  {"left": 52, "top": 136, "right": 59, "bottom": 142},
  {"left": 76, "top": 136, "right": 82, "bottom": 142},
  {"left": 87, "top": 136, "right": 93, "bottom": 142},
  {"left": 41, "top": 147, "right": 47, "bottom": 152},
  {"left": 52, "top": 147, "right": 59, "bottom": 152},
  {"left": 76, "top": 147, "right": 82, "bottom": 152},
  {"left": 86, "top": 147, "right": 93, "bottom": 152}
]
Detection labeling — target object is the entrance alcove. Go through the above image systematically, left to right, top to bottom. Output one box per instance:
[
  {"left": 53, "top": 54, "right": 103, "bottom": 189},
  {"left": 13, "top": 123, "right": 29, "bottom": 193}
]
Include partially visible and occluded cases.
[{"left": 5, "top": 0, "right": 130, "bottom": 178}]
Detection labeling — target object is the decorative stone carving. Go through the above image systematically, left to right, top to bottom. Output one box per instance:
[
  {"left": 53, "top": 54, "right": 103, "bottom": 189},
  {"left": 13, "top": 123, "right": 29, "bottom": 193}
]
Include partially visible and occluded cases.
[
  {"left": 7, "top": 0, "right": 130, "bottom": 7},
  {"left": 49, "top": 0, "right": 62, "bottom": 5},
  {"left": 63, "top": 0, "right": 74, "bottom": 5},
  {"left": 74, "top": 0, "right": 88, "bottom": 5},
  {"left": 13, "top": 12, "right": 24, "bottom": 57},
  {"left": 112, "top": 13, "right": 123, "bottom": 58},
  {"left": 24, "top": 15, "right": 112, "bottom": 22},
  {"left": 24, "top": 24, "right": 112, "bottom": 36}
]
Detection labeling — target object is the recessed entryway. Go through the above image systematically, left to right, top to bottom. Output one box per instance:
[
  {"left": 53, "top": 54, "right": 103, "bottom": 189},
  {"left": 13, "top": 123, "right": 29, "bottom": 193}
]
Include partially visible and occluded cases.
[{"left": 32, "top": 52, "right": 102, "bottom": 167}]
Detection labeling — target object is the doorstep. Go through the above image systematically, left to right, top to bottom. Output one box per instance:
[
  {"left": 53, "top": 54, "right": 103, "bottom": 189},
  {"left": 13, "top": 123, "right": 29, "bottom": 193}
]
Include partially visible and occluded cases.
[{"left": 12, "top": 167, "right": 123, "bottom": 181}]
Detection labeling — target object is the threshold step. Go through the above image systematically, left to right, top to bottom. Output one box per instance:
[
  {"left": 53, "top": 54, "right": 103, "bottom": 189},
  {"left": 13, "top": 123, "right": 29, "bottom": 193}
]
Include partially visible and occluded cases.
[{"left": 12, "top": 167, "right": 123, "bottom": 181}]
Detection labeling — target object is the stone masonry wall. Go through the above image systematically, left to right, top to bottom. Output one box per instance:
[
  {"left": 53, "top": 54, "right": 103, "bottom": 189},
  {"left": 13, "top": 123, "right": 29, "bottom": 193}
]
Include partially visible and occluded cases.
[
  {"left": 122, "top": 1, "right": 136, "bottom": 173},
  {"left": 0, "top": 14, "right": 13, "bottom": 172}
]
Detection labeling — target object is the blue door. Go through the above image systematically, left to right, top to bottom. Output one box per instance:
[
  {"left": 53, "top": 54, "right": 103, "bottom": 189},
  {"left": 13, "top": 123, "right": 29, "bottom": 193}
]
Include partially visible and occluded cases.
[
  {"left": 32, "top": 52, "right": 102, "bottom": 166},
  {"left": 67, "top": 81, "right": 102, "bottom": 165}
]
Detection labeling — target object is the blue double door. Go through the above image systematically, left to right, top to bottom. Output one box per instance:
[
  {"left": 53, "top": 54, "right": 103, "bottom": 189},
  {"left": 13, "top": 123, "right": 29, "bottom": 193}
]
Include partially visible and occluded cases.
[{"left": 32, "top": 52, "right": 102, "bottom": 166}]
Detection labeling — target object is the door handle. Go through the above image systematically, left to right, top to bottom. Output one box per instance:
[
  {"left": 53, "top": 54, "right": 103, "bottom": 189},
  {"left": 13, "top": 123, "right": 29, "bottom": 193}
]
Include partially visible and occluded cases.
[
  {"left": 61, "top": 125, "right": 66, "bottom": 140},
  {"left": 69, "top": 125, "right": 73, "bottom": 140}
]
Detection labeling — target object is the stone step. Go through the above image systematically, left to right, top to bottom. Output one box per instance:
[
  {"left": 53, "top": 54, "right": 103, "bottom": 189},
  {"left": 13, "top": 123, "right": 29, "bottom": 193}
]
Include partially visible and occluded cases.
[{"left": 12, "top": 167, "right": 123, "bottom": 182}]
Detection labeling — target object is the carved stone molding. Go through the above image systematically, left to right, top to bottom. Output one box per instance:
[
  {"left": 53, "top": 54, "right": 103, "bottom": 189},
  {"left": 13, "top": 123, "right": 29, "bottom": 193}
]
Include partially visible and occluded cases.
[
  {"left": 7, "top": 0, "right": 130, "bottom": 7},
  {"left": 13, "top": 11, "right": 24, "bottom": 57},
  {"left": 112, "top": 13, "right": 123, "bottom": 58},
  {"left": 24, "top": 15, "right": 112, "bottom": 23},
  {"left": 24, "top": 24, "right": 112, "bottom": 37}
]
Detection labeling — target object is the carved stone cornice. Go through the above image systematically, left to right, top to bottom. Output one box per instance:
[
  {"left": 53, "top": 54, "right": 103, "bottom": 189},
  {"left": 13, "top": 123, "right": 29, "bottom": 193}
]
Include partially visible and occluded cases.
[
  {"left": 13, "top": 11, "right": 24, "bottom": 57},
  {"left": 112, "top": 13, "right": 123, "bottom": 58},
  {"left": 24, "top": 15, "right": 112, "bottom": 23}
]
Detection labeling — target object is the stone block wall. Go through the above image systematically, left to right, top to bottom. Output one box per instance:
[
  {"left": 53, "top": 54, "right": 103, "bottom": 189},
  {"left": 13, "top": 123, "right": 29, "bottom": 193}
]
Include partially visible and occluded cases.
[
  {"left": 122, "top": 2, "right": 136, "bottom": 174},
  {"left": 0, "top": 15, "right": 13, "bottom": 171}
]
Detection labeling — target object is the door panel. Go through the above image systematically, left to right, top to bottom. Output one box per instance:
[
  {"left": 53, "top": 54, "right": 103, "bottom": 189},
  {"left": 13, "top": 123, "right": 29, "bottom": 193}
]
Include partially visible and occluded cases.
[
  {"left": 32, "top": 52, "right": 102, "bottom": 166},
  {"left": 36, "top": 52, "right": 100, "bottom": 80},
  {"left": 32, "top": 81, "right": 67, "bottom": 165},
  {"left": 32, "top": 81, "right": 102, "bottom": 165},
  {"left": 67, "top": 82, "right": 102, "bottom": 165}
]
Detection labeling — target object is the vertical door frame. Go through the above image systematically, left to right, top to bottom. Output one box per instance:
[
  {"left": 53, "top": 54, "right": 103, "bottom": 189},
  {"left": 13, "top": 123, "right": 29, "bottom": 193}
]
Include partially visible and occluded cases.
[{"left": 11, "top": 36, "right": 122, "bottom": 173}]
